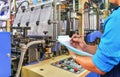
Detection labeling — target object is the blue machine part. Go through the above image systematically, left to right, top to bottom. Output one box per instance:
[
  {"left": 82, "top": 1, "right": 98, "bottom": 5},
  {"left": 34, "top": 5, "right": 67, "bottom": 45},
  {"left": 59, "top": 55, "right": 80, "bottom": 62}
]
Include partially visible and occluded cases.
[
  {"left": 32, "top": 0, "right": 38, "bottom": 4},
  {"left": 0, "top": 1, "right": 8, "bottom": 16},
  {"left": 0, "top": 11, "right": 5, "bottom": 15},
  {"left": 87, "top": 31, "right": 102, "bottom": 42},
  {"left": 0, "top": 32, "right": 11, "bottom": 77},
  {"left": 52, "top": 42, "right": 60, "bottom": 52}
]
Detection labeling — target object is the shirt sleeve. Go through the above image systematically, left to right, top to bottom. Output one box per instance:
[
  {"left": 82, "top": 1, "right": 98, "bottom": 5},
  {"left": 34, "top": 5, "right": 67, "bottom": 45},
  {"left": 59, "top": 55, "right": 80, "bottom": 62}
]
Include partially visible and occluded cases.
[
  {"left": 92, "top": 16, "right": 120, "bottom": 72},
  {"left": 92, "top": 49, "right": 119, "bottom": 72}
]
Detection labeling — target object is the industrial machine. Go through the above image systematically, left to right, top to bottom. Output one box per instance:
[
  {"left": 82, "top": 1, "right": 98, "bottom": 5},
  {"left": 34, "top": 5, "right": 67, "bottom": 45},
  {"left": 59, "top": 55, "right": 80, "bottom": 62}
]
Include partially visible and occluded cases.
[
  {"left": 10, "top": 0, "right": 86, "bottom": 77},
  {"left": 11, "top": 0, "right": 106, "bottom": 77},
  {"left": 21, "top": 55, "right": 90, "bottom": 77}
]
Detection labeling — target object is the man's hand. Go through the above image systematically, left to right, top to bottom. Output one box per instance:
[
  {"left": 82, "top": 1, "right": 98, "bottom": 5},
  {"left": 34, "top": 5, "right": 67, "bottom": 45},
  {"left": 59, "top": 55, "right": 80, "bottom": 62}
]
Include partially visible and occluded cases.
[{"left": 70, "top": 34, "right": 87, "bottom": 51}]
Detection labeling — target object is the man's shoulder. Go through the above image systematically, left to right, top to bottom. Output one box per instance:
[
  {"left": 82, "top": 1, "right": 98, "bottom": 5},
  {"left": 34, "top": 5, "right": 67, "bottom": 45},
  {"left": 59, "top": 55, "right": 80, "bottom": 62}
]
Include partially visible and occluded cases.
[{"left": 110, "top": 7, "right": 120, "bottom": 18}]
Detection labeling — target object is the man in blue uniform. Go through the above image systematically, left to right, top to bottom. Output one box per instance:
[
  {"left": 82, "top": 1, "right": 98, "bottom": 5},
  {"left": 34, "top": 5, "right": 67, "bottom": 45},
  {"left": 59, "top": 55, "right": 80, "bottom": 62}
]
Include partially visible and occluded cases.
[{"left": 69, "top": 0, "right": 120, "bottom": 77}]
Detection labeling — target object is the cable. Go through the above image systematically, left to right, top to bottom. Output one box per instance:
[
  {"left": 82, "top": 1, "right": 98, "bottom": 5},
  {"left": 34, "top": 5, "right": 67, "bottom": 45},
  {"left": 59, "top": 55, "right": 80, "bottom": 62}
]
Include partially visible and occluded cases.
[{"left": 16, "top": 1, "right": 29, "bottom": 14}]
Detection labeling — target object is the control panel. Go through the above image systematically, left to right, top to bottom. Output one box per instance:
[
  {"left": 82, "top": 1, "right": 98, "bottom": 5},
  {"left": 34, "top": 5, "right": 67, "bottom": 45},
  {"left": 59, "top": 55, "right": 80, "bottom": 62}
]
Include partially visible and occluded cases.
[{"left": 51, "top": 57, "right": 85, "bottom": 74}]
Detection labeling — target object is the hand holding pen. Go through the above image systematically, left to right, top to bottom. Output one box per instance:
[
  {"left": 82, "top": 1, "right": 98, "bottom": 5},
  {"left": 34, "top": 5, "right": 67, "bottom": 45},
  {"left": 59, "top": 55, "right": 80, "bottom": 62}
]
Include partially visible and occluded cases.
[{"left": 70, "top": 34, "right": 87, "bottom": 51}]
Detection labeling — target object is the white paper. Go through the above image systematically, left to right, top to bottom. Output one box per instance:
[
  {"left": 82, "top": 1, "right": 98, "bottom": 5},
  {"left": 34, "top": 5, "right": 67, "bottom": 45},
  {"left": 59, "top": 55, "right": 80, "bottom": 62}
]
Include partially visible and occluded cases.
[{"left": 57, "top": 36, "right": 93, "bottom": 56}]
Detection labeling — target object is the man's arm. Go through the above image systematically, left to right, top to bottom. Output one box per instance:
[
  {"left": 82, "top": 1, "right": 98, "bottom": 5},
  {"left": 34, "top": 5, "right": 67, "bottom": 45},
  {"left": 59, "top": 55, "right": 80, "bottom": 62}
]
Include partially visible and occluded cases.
[
  {"left": 84, "top": 45, "right": 97, "bottom": 55},
  {"left": 69, "top": 51, "right": 106, "bottom": 75},
  {"left": 75, "top": 55, "right": 106, "bottom": 75}
]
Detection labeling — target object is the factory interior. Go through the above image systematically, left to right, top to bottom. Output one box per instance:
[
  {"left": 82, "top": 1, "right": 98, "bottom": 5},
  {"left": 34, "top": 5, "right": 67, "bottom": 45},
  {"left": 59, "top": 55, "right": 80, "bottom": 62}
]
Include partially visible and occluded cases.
[{"left": 0, "top": 0, "right": 117, "bottom": 77}]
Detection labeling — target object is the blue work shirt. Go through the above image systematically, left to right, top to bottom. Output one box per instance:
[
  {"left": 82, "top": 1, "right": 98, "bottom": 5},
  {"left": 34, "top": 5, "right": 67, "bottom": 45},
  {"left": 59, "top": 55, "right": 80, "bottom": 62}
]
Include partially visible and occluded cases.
[{"left": 92, "top": 7, "right": 120, "bottom": 72}]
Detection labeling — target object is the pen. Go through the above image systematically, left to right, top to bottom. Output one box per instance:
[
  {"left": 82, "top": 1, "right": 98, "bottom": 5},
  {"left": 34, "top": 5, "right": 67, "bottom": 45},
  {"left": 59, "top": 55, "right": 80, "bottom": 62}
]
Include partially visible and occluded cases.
[
  {"left": 74, "top": 35, "right": 85, "bottom": 38},
  {"left": 74, "top": 36, "right": 82, "bottom": 38}
]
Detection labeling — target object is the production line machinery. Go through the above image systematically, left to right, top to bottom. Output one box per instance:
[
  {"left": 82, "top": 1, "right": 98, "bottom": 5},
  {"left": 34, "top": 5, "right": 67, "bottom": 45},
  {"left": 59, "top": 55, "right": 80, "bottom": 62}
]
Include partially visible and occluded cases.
[
  {"left": 0, "top": 0, "right": 111, "bottom": 77},
  {"left": 11, "top": 0, "right": 103, "bottom": 77},
  {"left": 11, "top": 30, "right": 57, "bottom": 76}
]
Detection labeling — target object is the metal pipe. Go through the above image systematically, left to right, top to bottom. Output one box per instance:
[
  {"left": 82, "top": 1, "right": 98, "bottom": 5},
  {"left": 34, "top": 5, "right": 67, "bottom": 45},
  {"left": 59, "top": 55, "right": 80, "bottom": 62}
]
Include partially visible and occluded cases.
[
  {"left": 13, "top": 0, "right": 16, "bottom": 13},
  {"left": 52, "top": 0, "right": 57, "bottom": 40},
  {"left": 73, "top": 0, "right": 76, "bottom": 31},
  {"left": 105, "top": 0, "right": 109, "bottom": 10},
  {"left": 57, "top": 1, "right": 61, "bottom": 36},
  {"left": 15, "top": 40, "right": 45, "bottom": 77}
]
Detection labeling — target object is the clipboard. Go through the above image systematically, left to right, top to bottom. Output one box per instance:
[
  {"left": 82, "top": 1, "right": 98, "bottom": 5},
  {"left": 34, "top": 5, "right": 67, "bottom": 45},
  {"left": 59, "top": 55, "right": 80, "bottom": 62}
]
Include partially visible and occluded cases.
[{"left": 57, "top": 36, "right": 93, "bottom": 56}]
